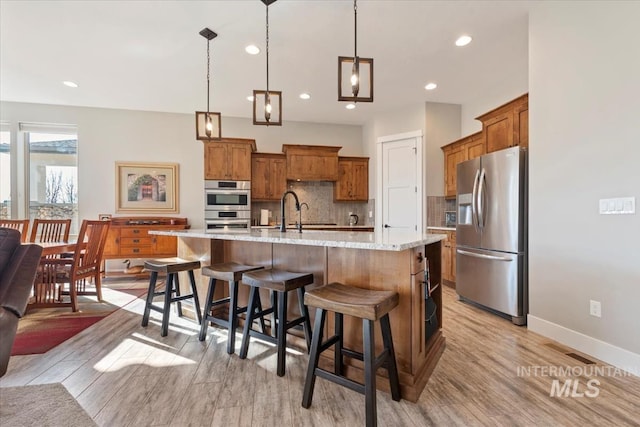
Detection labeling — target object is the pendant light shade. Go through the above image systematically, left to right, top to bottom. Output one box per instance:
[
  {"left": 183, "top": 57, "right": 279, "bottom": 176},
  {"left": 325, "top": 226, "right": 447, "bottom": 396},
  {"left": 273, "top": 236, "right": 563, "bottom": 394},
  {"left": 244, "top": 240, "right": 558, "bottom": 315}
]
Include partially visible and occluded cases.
[
  {"left": 253, "top": 0, "right": 282, "bottom": 126},
  {"left": 338, "top": 0, "right": 373, "bottom": 103},
  {"left": 195, "top": 27, "right": 222, "bottom": 140}
]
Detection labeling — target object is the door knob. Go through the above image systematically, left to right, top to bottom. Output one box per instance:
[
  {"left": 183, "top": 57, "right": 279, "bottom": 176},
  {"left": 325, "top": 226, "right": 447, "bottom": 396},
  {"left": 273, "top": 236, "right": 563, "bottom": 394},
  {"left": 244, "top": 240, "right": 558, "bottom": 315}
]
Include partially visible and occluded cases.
[{"left": 384, "top": 224, "right": 390, "bottom": 228}]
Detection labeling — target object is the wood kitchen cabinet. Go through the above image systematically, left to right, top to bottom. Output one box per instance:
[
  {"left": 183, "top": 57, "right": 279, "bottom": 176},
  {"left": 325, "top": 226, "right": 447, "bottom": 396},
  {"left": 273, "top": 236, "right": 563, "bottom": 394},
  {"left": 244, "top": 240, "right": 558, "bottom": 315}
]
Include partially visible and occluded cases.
[
  {"left": 476, "top": 93, "right": 528, "bottom": 153},
  {"left": 442, "top": 132, "right": 484, "bottom": 198},
  {"left": 204, "top": 138, "right": 256, "bottom": 180},
  {"left": 282, "top": 144, "right": 341, "bottom": 181},
  {"left": 251, "top": 153, "right": 287, "bottom": 201},
  {"left": 334, "top": 156, "right": 369, "bottom": 201},
  {"left": 103, "top": 217, "right": 188, "bottom": 266},
  {"left": 429, "top": 229, "right": 456, "bottom": 285}
]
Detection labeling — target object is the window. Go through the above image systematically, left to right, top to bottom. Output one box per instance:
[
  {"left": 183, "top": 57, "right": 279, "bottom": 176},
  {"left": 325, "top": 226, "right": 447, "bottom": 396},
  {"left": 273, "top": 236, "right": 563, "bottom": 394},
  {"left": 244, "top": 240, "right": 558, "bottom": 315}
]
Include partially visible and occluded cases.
[
  {"left": 1, "top": 123, "right": 79, "bottom": 234},
  {"left": 26, "top": 129, "right": 79, "bottom": 234}
]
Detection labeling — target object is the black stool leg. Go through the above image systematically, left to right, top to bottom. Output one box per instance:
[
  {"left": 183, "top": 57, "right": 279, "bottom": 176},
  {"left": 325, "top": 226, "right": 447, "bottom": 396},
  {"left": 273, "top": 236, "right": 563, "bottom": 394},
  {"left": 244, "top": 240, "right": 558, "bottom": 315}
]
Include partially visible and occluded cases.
[
  {"left": 188, "top": 269, "right": 202, "bottom": 324},
  {"left": 141, "top": 271, "right": 158, "bottom": 327},
  {"left": 174, "top": 273, "right": 183, "bottom": 317},
  {"left": 161, "top": 274, "right": 175, "bottom": 337},
  {"left": 198, "top": 277, "right": 217, "bottom": 341},
  {"left": 227, "top": 280, "right": 239, "bottom": 354},
  {"left": 239, "top": 286, "right": 258, "bottom": 359},
  {"left": 297, "top": 287, "right": 312, "bottom": 351},
  {"left": 270, "top": 290, "right": 277, "bottom": 337},
  {"left": 276, "top": 290, "right": 288, "bottom": 377},
  {"left": 256, "top": 291, "right": 267, "bottom": 334},
  {"left": 302, "top": 307, "right": 326, "bottom": 408},
  {"left": 335, "top": 312, "right": 344, "bottom": 375},
  {"left": 380, "top": 314, "right": 401, "bottom": 401},
  {"left": 363, "top": 319, "right": 377, "bottom": 427}
]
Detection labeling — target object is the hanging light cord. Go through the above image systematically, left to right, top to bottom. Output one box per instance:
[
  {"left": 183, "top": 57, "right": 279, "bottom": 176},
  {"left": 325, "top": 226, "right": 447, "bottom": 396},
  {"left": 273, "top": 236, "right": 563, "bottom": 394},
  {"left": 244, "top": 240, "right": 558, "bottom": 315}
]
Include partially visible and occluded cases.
[
  {"left": 353, "top": 0, "right": 357, "bottom": 60},
  {"left": 266, "top": 5, "right": 270, "bottom": 95},
  {"left": 206, "top": 38, "right": 211, "bottom": 115}
]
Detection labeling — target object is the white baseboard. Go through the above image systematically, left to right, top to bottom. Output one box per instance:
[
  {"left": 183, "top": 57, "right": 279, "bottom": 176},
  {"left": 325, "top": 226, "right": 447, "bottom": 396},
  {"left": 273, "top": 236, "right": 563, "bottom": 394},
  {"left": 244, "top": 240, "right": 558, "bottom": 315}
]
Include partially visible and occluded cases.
[{"left": 528, "top": 314, "right": 640, "bottom": 377}]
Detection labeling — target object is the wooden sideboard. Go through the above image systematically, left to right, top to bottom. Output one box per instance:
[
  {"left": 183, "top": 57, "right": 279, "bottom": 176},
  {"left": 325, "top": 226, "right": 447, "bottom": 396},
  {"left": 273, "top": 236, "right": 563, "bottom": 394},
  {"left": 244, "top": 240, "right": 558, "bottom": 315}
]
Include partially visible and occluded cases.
[{"left": 102, "top": 217, "right": 189, "bottom": 275}]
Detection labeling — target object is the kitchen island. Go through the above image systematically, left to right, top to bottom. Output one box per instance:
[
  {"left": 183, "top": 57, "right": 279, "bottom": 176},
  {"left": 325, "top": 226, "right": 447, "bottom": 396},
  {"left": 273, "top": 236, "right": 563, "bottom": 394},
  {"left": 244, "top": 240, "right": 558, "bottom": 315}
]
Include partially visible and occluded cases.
[{"left": 150, "top": 228, "right": 445, "bottom": 402}]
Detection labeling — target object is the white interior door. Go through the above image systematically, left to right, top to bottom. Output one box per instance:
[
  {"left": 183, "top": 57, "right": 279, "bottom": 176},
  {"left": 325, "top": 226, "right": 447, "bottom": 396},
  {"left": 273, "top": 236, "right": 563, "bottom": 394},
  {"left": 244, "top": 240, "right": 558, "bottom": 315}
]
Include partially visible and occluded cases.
[{"left": 377, "top": 131, "right": 423, "bottom": 233}]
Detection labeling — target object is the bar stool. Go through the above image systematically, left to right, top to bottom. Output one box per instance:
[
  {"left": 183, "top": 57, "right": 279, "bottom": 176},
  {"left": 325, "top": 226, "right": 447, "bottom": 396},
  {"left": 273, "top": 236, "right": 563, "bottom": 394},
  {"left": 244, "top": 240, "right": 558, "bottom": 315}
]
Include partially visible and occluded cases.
[
  {"left": 141, "top": 258, "right": 202, "bottom": 337},
  {"left": 198, "top": 262, "right": 264, "bottom": 354},
  {"left": 239, "top": 268, "right": 314, "bottom": 377},
  {"left": 302, "top": 282, "right": 401, "bottom": 427}
]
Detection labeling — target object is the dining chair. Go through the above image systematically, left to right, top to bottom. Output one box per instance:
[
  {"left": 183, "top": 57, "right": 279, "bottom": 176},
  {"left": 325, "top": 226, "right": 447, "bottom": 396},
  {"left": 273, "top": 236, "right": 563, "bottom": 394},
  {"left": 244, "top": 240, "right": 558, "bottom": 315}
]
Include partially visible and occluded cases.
[
  {"left": 29, "top": 218, "right": 71, "bottom": 244},
  {"left": 0, "top": 219, "right": 30, "bottom": 243},
  {"left": 39, "top": 219, "right": 111, "bottom": 311}
]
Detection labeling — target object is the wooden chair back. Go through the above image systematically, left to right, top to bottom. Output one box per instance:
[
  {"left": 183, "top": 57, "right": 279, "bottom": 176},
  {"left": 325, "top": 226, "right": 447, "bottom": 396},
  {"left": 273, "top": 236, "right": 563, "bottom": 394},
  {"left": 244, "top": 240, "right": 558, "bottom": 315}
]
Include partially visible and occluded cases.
[
  {"left": 29, "top": 218, "right": 72, "bottom": 243},
  {"left": 0, "top": 219, "right": 30, "bottom": 242},
  {"left": 66, "top": 220, "right": 111, "bottom": 308}
]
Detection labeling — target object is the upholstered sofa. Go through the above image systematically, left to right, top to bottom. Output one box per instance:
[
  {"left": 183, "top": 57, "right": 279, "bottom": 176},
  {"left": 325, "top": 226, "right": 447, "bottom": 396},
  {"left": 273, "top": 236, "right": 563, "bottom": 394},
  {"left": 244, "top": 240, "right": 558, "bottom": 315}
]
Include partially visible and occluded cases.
[{"left": 0, "top": 227, "right": 43, "bottom": 376}]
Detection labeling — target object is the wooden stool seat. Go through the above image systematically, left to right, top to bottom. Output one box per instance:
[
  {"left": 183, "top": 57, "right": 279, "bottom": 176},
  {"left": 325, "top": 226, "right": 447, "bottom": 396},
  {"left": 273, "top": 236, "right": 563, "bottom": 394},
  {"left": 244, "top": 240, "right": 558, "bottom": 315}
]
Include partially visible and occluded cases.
[
  {"left": 144, "top": 257, "right": 201, "bottom": 274},
  {"left": 141, "top": 258, "right": 202, "bottom": 337},
  {"left": 199, "top": 262, "right": 264, "bottom": 354},
  {"left": 239, "top": 268, "right": 313, "bottom": 376},
  {"left": 242, "top": 269, "right": 314, "bottom": 292},
  {"left": 304, "top": 282, "right": 398, "bottom": 321},
  {"left": 302, "top": 283, "right": 401, "bottom": 427}
]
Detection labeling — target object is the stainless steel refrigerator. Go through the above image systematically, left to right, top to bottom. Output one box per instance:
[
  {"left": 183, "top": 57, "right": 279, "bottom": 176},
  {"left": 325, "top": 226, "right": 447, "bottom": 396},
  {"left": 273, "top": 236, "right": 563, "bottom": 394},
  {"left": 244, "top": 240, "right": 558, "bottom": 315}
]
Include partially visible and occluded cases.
[{"left": 456, "top": 146, "right": 527, "bottom": 325}]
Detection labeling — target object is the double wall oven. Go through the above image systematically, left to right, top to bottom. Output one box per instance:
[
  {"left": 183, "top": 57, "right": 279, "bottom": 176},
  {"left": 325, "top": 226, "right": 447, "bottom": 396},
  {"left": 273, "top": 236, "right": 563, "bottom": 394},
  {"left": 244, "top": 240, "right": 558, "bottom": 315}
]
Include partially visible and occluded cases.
[{"left": 205, "top": 180, "right": 251, "bottom": 231}]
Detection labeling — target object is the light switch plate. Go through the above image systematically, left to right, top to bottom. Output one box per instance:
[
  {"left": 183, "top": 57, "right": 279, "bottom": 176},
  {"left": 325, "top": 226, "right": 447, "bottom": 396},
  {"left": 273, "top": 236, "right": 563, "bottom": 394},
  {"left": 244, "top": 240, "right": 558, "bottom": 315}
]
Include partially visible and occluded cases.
[{"left": 599, "top": 197, "right": 635, "bottom": 215}]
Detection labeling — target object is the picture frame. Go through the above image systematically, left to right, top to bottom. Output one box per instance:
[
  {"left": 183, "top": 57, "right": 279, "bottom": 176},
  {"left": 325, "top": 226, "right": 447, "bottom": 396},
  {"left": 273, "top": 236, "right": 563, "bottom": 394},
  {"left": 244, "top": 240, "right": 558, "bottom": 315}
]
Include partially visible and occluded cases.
[{"left": 115, "top": 162, "right": 179, "bottom": 213}]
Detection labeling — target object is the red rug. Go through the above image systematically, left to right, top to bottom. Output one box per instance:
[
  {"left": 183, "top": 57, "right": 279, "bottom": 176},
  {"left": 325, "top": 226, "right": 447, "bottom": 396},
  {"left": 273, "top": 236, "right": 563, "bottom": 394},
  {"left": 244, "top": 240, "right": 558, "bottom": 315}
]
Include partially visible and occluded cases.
[
  {"left": 10, "top": 287, "right": 146, "bottom": 356},
  {"left": 11, "top": 316, "right": 106, "bottom": 355}
]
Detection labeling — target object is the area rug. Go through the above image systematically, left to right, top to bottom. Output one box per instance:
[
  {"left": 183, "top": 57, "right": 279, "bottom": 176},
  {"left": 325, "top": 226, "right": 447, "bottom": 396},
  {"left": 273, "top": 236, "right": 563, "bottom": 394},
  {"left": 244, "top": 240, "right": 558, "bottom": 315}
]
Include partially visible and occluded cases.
[
  {"left": 11, "top": 285, "right": 146, "bottom": 356},
  {"left": 0, "top": 383, "right": 97, "bottom": 427}
]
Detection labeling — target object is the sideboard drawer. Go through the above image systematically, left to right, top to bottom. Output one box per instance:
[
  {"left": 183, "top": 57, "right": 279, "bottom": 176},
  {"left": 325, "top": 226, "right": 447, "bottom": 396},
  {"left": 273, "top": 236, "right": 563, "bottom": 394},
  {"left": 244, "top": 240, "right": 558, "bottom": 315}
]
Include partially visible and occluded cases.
[
  {"left": 121, "top": 228, "right": 150, "bottom": 238},
  {"left": 120, "top": 237, "right": 154, "bottom": 246},
  {"left": 120, "top": 246, "right": 155, "bottom": 257}
]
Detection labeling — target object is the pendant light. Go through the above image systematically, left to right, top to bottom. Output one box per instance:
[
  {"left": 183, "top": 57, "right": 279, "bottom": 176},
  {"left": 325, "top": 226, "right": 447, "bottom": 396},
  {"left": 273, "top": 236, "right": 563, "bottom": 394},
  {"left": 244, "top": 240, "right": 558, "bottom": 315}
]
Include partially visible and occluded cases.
[
  {"left": 253, "top": 0, "right": 282, "bottom": 126},
  {"left": 338, "top": 0, "right": 373, "bottom": 103},
  {"left": 195, "top": 27, "right": 222, "bottom": 140}
]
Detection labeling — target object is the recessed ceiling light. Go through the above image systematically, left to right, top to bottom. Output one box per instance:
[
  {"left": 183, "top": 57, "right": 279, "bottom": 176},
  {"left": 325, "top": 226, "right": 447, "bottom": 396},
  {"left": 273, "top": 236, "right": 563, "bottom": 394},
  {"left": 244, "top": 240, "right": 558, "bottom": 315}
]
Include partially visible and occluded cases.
[
  {"left": 455, "top": 35, "right": 472, "bottom": 47},
  {"left": 245, "top": 45, "right": 260, "bottom": 55},
  {"left": 63, "top": 81, "right": 78, "bottom": 88},
  {"left": 424, "top": 82, "right": 437, "bottom": 91},
  {"left": 299, "top": 93, "right": 311, "bottom": 100},
  {"left": 247, "top": 95, "right": 254, "bottom": 102},
  {"left": 346, "top": 103, "right": 356, "bottom": 110}
]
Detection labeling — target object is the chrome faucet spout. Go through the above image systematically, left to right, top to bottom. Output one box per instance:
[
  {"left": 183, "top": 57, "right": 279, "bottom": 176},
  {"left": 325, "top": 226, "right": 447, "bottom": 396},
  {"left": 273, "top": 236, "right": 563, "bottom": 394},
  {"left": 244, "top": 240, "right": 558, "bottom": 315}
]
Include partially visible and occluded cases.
[{"left": 280, "top": 190, "right": 300, "bottom": 232}]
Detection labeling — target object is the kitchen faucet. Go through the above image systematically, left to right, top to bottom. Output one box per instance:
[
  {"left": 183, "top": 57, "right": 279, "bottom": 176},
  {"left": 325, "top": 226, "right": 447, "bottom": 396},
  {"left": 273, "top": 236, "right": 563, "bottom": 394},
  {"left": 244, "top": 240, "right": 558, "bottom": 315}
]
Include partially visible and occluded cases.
[{"left": 280, "top": 190, "right": 301, "bottom": 232}]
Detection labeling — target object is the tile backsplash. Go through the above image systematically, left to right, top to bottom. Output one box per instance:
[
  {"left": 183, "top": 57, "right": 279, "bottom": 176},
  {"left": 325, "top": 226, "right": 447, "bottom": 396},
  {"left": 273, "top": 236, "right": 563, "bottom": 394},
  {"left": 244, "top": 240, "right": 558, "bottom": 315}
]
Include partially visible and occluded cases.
[
  {"left": 252, "top": 181, "right": 371, "bottom": 226},
  {"left": 427, "top": 196, "right": 456, "bottom": 227}
]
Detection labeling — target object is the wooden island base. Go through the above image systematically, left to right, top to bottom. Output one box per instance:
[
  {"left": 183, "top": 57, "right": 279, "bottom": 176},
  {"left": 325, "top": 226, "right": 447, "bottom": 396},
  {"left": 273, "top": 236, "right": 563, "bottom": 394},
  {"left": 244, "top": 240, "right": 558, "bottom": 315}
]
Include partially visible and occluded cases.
[{"left": 165, "top": 231, "right": 445, "bottom": 402}]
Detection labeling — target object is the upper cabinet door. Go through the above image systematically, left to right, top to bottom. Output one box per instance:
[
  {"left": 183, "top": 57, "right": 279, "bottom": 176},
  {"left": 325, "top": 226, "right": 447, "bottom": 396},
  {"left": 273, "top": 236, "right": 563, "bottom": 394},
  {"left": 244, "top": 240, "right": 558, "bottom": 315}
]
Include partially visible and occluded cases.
[
  {"left": 476, "top": 94, "right": 528, "bottom": 154},
  {"left": 484, "top": 112, "right": 514, "bottom": 153},
  {"left": 204, "top": 139, "right": 256, "bottom": 181},
  {"left": 334, "top": 157, "right": 369, "bottom": 201}
]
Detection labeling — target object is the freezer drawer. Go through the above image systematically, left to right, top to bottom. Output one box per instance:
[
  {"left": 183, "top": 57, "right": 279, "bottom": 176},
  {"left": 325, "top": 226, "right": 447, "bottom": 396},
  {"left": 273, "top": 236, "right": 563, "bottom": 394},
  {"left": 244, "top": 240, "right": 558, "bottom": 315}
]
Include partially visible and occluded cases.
[{"left": 456, "top": 247, "right": 526, "bottom": 323}]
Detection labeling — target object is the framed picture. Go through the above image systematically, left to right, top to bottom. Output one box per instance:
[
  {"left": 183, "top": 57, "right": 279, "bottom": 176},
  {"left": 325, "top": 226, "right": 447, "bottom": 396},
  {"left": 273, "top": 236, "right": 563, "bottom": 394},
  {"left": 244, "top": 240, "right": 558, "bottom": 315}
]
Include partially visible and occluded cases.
[
  {"left": 115, "top": 162, "right": 179, "bottom": 213},
  {"left": 98, "top": 213, "right": 112, "bottom": 221}
]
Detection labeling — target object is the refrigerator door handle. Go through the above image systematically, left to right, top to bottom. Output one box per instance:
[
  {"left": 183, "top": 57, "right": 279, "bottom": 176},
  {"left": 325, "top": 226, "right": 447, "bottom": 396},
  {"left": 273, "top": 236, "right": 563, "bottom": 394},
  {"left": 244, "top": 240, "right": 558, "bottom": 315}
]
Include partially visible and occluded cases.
[
  {"left": 477, "top": 168, "right": 486, "bottom": 230},
  {"left": 471, "top": 169, "right": 480, "bottom": 231},
  {"left": 457, "top": 249, "right": 513, "bottom": 262}
]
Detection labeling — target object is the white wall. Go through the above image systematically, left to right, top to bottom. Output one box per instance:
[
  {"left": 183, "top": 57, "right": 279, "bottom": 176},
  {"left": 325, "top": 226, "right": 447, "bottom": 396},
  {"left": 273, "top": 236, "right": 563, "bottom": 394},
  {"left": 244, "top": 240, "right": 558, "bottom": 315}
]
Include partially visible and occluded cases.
[
  {"left": 528, "top": 2, "right": 640, "bottom": 370},
  {"left": 0, "top": 102, "right": 362, "bottom": 228},
  {"left": 425, "top": 103, "right": 461, "bottom": 196}
]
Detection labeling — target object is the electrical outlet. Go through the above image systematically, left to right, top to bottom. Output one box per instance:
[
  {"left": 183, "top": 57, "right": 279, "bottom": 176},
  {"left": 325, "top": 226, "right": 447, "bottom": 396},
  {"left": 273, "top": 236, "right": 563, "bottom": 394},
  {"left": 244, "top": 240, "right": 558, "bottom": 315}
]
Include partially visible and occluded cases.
[{"left": 589, "top": 300, "right": 601, "bottom": 318}]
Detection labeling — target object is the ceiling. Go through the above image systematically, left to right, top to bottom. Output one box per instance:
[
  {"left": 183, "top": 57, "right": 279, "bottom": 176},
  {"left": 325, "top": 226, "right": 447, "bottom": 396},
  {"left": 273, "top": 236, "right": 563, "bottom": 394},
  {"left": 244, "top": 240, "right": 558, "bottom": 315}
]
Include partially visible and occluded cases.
[{"left": 0, "top": 0, "right": 530, "bottom": 126}]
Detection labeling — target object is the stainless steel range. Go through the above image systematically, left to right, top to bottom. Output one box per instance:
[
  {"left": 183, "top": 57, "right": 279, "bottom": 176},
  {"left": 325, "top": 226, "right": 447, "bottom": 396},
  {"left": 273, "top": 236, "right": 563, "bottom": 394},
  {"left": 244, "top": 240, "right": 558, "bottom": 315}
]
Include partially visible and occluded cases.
[{"left": 204, "top": 180, "right": 251, "bottom": 232}]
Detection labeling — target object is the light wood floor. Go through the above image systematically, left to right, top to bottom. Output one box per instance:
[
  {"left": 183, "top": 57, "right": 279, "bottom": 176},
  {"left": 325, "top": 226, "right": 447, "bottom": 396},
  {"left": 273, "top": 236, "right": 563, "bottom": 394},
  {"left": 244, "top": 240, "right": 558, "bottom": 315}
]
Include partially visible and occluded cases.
[{"left": 2, "top": 280, "right": 639, "bottom": 426}]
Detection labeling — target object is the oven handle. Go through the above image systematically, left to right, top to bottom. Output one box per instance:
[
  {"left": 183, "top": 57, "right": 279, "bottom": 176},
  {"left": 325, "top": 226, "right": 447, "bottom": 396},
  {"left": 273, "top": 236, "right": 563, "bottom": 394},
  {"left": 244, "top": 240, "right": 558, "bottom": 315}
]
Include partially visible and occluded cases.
[{"left": 205, "top": 189, "right": 250, "bottom": 195}]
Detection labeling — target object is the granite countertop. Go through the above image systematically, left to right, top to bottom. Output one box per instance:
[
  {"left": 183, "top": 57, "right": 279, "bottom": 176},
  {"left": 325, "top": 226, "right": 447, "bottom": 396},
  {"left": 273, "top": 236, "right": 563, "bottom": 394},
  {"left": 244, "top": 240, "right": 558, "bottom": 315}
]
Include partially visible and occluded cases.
[
  {"left": 252, "top": 225, "right": 374, "bottom": 230},
  {"left": 427, "top": 226, "right": 456, "bottom": 231},
  {"left": 150, "top": 228, "right": 445, "bottom": 251}
]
